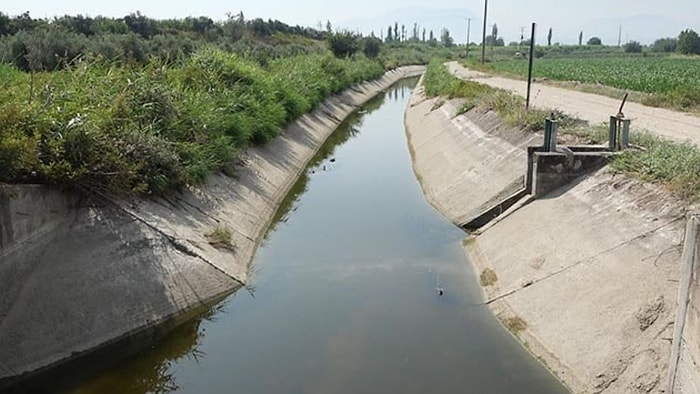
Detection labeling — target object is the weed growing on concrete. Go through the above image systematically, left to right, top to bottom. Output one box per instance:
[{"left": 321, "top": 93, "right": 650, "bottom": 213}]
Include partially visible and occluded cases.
[
  {"left": 206, "top": 226, "right": 234, "bottom": 250},
  {"left": 480, "top": 268, "right": 499, "bottom": 287},
  {"left": 504, "top": 316, "right": 528, "bottom": 334}
]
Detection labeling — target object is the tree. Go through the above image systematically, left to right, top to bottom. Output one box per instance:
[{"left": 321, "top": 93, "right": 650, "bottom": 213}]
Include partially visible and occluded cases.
[
  {"left": 0, "top": 12, "right": 11, "bottom": 36},
  {"left": 394, "top": 22, "right": 399, "bottom": 42},
  {"left": 490, "top": 23, "right": 498, "bottom": 57},
  {"left": 401, "top": 24, "right": 406, "bottom": 41},
  {"left": 386, "top": 25, "right": 393, "bottom": 42},
  {"left": 422, "top": 28, "right": 426, "bottom": 42},
  {"left": 440, "top": 28, "right": 454, "bottom": 47},
  {"left": 547, "top": 28, "right": 553, "bottom": 46},
  {"left": 428, "top": 29, "right": 436, "bottom": 47},
  {"left": 678, "top": 29, "right": 700, "bottom": 55},
  {"left": 327, "top": 30, "right": 359, "bottom": 57},
  {"left": 578, "top": 31, "right": 583, "bottom": 46},
  {"left": 485, "top": 35, "right": 504, "bottom": 46},
  {"left": 363, "top": 36, "right": 382, "bottom": 58},
  {"left": 587, "top": 36, "right": 602, "bottom": 45},
  {"left": 651, "top": 37, "right": 677, "bottom": 53},
  {"left": 624, "top": 41, "right": 643, "bottom": 53}
]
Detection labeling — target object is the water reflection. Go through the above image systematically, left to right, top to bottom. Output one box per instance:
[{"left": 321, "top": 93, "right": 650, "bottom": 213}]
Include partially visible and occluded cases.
[{"left": 266, "top": 88, "right": 388, "bottom": 239}]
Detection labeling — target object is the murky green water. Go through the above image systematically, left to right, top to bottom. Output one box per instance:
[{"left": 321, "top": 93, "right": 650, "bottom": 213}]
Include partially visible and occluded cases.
[{"left": 70, "top": 78, "right": 567, "bottom": 394}]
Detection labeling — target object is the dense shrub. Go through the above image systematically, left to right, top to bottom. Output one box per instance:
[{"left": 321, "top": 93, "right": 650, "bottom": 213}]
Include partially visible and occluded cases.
[
  {"left": 678, "top": 29, "right": 700, "bottom": 55},
  {"left": 327, "top": 31, "right": 360, "bottom": 58},
  {"left": 363, "top": 37, "right": 382, "bottom": 58},
  {"left": 651, "top": 37, "right": 677, "bottom": 53},
  {"left": 624, "top": 41, "right": 643, "bottom": 53},
  {"left": 0, "top": 51, "right": 384, "bottom": 195}
]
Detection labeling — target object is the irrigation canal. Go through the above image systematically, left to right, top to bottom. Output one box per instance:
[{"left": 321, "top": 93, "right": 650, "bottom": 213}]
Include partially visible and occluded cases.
[{"left": 67, "top": 78, "right": 567, "bottom": 393}]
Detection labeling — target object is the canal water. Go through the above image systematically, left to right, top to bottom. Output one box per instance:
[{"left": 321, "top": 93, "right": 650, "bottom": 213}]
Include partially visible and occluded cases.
[{"left": 71, "top": 78, "right": 567, "bottom": 393}]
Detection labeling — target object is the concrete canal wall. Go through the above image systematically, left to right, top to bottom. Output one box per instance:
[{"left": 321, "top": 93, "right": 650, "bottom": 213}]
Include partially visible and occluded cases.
[
  {"left": 0, "top": 66, "right": 425, "bottom": 388},
  {"left": 406, "top": 77, "right": 687, "bottom": 393},
  {"left": 669, "top": 214, "right": 700, "bottom": 393}
]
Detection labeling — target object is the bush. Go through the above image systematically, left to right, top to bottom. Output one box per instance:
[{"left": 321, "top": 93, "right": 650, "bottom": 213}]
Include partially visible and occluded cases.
[
  {"left": 0, "top": 28, "right": 89, "bottom": 71},
  {"left": 678, "top": 29, "right": 700, "bottom": 55},
  {"left": 327, "top": 31, "right": 360, "bottom": 58},
  {"left": 363, "top": 37, "right": 382, "bottom": 58},
  {"left": 587, "top": 37, "right": 602, "bottom": 45},
  {"left": 651, "top": 37, "right": 677, "bottom": 53},
  {"left": 624, "top": 41, "right": 643, "bottom": 53},
  {"left": 0, "top": 50, "right": 385, "bottom": 195}
]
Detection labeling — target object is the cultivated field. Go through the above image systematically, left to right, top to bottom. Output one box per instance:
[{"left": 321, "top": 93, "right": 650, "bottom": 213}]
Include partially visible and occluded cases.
[{"left": 485, "top": 56, "right": 700, "bottom": 109}]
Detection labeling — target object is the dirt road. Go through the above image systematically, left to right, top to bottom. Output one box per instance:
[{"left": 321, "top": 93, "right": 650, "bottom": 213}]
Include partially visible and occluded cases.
[{"left": 446, "top": 61, "right": 700, "bottom": 145}]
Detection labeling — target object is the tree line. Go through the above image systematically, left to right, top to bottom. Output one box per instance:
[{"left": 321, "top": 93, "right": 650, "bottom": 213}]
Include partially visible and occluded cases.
[
  {"left": 0, "top": 11, "right": 329, "bottom": 71},
  {"left": 382, "top": 22, "right": 454, "bottom": 47}
]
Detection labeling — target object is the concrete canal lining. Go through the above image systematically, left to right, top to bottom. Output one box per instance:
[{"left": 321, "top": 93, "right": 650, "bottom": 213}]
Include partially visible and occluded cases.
[
  {"left": 0, "top": 66, "right": 425, "bottom": 389},
  {"left": 405, "top": 75, "right": 687, "bottom": 393},
  {"left": 668, "top": 213, "right": 700, "bottom": 393}
]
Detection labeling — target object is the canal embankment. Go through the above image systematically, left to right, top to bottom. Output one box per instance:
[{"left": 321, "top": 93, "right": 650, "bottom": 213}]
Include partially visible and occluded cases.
[
  {"left": 0, "top": 65, "right": 424, "bottom": 389},
  {"left": 405, "top": 76, "right": 687, "bottom": 393}
]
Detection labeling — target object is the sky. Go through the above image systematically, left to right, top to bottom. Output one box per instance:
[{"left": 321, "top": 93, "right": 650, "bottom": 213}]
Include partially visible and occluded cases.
[{"left": 4, "top": 0, "right": 700, "bottom": 44}]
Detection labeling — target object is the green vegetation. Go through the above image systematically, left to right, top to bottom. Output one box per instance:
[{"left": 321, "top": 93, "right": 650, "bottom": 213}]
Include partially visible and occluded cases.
[
  {"left": 0, "top": 11, "right": 464, "bottom": 196},
  {"left": 0, "top": 11, "right": 327, "bottom": 71},
  {"left": 460, "top": 27, "right": 700, "bottom": 111},
  {"left": 678, "top": 29, "right": 700, "bottom": 55},
  {"left": 327, "top": 31, "right": 361, "bottom": 58},
  {"left": 587, "top": 37, "right": 602, "bottom": 46},
  {"left": 624, "top": 41, "right": 643, "bottom": 54},
  {"left": 380, "top": 42, "right": 459, "bottom": 69},
  {"left": 0, "top": 51, "right": 384, "bottom": 195},
  {"left": 486, "top": 57, "right": 700, "bottom": 110},
  {"left": 423, "top": 60, "right": 575, "bottom": 131},
  {"left": 565, "top": 125, "right": 700, "bottom": 202},
  {"left": 612, "top": 133, "right": 700, "bottom": 201},
  {"left": 206, "top": 226, "right": 234, "bottom": 250},
  {"left": 480, "top": 269, "right": 499, "bottom": 287},
  {"left": 504, "top": 316, "right": 528, "bottom": 334}
]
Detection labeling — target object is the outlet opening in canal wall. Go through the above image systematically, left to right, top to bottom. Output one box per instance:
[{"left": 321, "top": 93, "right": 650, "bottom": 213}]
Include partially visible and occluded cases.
[{"left": 462, "top": 115, "right": 631, "bottom": 233}]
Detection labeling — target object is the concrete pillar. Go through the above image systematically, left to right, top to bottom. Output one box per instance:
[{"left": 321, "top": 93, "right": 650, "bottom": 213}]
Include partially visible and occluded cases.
[
  {"left": 609, "top": 116, "right": 619, "bottom": 152},
  {"left": 544, "top": 118, "right": 558, "bottom": 152},
  {"left": 621, "top": 119, "right": 631, "bottom": 149}
]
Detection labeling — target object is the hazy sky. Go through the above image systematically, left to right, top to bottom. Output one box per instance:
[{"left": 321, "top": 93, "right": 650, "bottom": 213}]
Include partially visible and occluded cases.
[{"left": 4, "top": 0, "right": 700, "bottom": 44}]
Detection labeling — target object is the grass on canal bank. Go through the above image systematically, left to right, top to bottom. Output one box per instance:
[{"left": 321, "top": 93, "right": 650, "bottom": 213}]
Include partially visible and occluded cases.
[
  {"left": 0, "top": 50, "right": 384, "bottom": 195},
  {"left": 422, "top": 60, "right": 577, "bottom": 132},
  {"left": 571, "top": 126, "right": 700, "bottom": 201}
]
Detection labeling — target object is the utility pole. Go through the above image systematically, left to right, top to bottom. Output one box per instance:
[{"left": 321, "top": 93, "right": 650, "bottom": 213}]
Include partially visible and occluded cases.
[
  {"left": 481, "top": 0, "right": 488, "bottom": 63},
  {"left": 466, "top": 17, "right": 472, "bottom": 58},
  {"left": 526, "top": 22, "right": 536, "bottom": 110},
  {"left": 618, "top": 24, "right": 622, "bottom": 47}
]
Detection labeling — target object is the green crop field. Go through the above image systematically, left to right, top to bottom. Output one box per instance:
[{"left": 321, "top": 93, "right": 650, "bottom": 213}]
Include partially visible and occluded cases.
[{"left": 488, "top": 56, "right": 700, "bottom": 109}]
